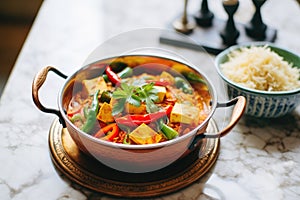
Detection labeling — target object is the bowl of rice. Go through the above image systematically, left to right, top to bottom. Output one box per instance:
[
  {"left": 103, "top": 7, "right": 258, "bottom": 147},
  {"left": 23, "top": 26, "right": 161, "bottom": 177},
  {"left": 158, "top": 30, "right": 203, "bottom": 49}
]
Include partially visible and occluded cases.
[{"left": 215, "top": 42, "right": 300, "bottom": 118}]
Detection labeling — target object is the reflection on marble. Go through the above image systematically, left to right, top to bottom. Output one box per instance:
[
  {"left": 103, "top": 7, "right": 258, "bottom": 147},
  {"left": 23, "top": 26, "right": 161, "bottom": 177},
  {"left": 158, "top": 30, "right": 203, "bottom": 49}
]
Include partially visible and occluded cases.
[{"left": 0, "top": 0, "right": 299, "bottom": 199}]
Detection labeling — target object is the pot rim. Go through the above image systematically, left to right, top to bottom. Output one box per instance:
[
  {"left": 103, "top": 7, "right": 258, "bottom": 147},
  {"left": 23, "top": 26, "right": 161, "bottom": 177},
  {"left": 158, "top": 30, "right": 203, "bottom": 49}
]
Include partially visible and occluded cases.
[{"left": 58, "top": 54, "right": 218, "bottom": 150}]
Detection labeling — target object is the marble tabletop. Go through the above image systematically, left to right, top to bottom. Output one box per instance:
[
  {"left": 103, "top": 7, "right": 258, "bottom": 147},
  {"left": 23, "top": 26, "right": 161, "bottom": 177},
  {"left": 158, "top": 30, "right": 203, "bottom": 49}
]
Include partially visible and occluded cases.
[{"left": 0, "top": 0, "right": 299, "bottom": 199}]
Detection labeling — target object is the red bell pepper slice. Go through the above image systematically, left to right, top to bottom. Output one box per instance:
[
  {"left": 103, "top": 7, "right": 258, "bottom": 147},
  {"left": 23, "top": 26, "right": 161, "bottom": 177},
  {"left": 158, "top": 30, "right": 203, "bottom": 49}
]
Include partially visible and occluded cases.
[
  {"left": 105, "top": 66, "right": 121, "bottom": 85},
  {"left": 115, "top": 105, "right": 173, "bottom": 127},
  {"left": 67, "top": 106, "right": 82, "bottom": 118},
  {"left": 94, "top": 123, "right": 119, "bottom": 141}
]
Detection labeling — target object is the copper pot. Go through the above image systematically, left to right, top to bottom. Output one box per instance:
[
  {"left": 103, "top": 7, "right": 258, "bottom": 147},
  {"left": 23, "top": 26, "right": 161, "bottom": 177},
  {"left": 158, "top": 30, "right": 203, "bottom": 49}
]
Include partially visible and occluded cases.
[{"left": 32, "top": 55, "right": 246, "bottom": 173}]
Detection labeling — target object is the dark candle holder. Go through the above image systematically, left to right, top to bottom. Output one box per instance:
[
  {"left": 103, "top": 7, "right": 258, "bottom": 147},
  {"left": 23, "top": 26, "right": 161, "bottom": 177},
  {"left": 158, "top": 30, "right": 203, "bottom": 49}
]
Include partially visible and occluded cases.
[
  {"left": 159, "top": 0, "right": 277, "bottom": 55},
  {"left": 172, "top": 0, "right": 196, "bottom": 34},
  {"left": 194, "top": 0, "right": 214, "bottom": 27},
  {"left": 220, "top": 0, "right": 240, "bottom": 46},
  {"left": 245, "top": 0, "right": 267, "bottom": 40}
]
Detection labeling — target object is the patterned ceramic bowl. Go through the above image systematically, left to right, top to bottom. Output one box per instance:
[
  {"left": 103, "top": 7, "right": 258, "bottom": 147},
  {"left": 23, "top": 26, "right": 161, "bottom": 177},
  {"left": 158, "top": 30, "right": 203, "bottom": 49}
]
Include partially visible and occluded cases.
[{"left": 215, "top": 42, "right": 300, "bottom": 118}]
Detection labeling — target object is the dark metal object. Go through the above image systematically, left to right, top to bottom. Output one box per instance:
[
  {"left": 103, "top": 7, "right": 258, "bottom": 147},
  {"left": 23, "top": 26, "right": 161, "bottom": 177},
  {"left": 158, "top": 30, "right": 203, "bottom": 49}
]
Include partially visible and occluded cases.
[
  {"left": 159, "top": 0, "right": 277, "bottom": 55},
  {"left": 173, "top": 0, "right": 196, "bottom": 34},
  {"left": 194, "top": 0, "right": 214, "bottom": 27},
  {"left": 220, "top": 0, "right": 240, "bottom": 46},
  {"left": 245, "top": 0, "right": 267, "bottom": 40}
]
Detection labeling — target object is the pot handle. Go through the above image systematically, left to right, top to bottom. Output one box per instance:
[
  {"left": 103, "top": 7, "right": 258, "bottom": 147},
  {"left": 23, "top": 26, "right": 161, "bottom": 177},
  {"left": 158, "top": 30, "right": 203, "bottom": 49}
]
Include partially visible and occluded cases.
[
  {"left": 32, "top": 66, "right": 68, "bottom": 127},
  {"left": 212, "top": 95, "right": 246, "bottom": 138},
  {"left": 189, "top": 96, "right": 246, "bottom": 150}
]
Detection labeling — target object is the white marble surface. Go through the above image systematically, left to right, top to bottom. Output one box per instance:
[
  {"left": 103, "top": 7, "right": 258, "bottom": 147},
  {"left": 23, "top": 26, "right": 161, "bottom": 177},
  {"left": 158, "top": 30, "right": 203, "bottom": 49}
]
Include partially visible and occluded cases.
[{"left": 0, "top": 0, "right": 300, "bottom": 199}]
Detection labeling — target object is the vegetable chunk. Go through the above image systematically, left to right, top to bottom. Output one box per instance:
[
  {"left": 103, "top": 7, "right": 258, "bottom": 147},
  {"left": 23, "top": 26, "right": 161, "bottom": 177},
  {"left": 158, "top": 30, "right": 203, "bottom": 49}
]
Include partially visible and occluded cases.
[
  {"left": 160, "top": 71, "right": 175, "bottom": 84},
  {"left": 82, "top": 77, "right": 107, "bottom": 95},
  {"left": 153, "top": 86, "right": 166, "bottom": 103},
  {"left": 97, "top": 102, "right": 114, "bottom": 123},
  {"left": 125, "top": 102, "right": 147, "bottom": 114},
  {"left": 170, "top": 103, "right": 200, "bottom": 124},
  {"left": 129, "top": 123, "right": 162, "bottom": 144}
]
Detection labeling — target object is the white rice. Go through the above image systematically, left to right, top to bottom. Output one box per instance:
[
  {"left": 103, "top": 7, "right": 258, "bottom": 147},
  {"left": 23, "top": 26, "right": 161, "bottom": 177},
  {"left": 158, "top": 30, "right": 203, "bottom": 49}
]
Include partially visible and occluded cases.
[{"left": 221, "top": 45, "right": 300, "bottom": 91}]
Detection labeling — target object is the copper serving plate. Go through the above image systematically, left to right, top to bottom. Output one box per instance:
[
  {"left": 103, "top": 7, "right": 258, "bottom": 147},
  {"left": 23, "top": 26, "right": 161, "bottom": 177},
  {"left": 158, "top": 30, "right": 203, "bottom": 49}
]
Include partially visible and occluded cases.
[{"left": 49, "top": 118, "right": 220, "bottom": 198}]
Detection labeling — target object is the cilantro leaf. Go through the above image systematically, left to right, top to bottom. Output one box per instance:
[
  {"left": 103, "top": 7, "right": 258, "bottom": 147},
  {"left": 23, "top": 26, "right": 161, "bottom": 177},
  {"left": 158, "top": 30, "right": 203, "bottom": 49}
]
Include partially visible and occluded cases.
[
  {"left": 112, "top": 82, "right": 160, "bottom": 115},
  {"left": 136, "top": 82, "right": 159, "bottom": 113},
  {"left": 112, "top": 83, "right": 141, "bottom": 115},
  {"left": 112, "top": 89, "right": 127, "bottom": 99},
  {"left": 127, "top": 94, "right": 140, "bottom": 107},
  {"left": 145, "top": 97, "right": 159, "bottom": 113},
  {"left": 112, "top": 98, "right": 126, "bottom": 116}
]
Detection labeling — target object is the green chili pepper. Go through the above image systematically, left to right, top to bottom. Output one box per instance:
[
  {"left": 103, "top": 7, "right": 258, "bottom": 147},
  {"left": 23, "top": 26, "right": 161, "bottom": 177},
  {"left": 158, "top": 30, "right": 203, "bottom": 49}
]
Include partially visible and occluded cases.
[
  {"left": 110, "top": 61, "right": 128, "bottom": 72},
  {"left": 118, "top": 67, "right": 133, "bottom": 78},
  {"left": 182, "top": 72, "right": 206, "bottom": 84},
  {"left": 103, "top": 74, "right": 109, "bottom": 82},
  {"left": 175, "top": 77, "right": 193, "bottom": 94},
  {"left": 81, "top": 90, "right": 100, "bottom": 133},
  {"left": 100, "top": 91, "right": 112, "bottom": 103},
  {"left": 83, "top": 107, "right": 89, "bottom": 118},
  {"left": 81, "top": 110, "right": 97, "bottom": 133},
  {"left": 70, "top": 113, "right": 83, "bottom": 123},
  {"left": 160, "top": 121, "right": 179, "bottom": 140},
  {"left": 123, "top": 134, "right": 131, "bottom": 144}
]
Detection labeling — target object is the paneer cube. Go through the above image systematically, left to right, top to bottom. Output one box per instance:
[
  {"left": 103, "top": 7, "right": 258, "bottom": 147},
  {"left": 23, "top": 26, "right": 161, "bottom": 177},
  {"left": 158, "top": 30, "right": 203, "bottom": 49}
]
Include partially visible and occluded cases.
[
  {"left": 82, "top": 77, "right": 107, "bottom": 95},
  {"left": 153, "top": 86, "right": 166, "bottom": 103},
  {"left": 97, "top": 102, "right": 114, "bottom": 123},
  {"left": 125, "top": 102, "right": 146, "bottom": 114},
  {"left": 170, "top": 103, "right": 200, "bottom": 124},
  {"left": 129, "top": 123, "right": 162, "bottom": 144}
]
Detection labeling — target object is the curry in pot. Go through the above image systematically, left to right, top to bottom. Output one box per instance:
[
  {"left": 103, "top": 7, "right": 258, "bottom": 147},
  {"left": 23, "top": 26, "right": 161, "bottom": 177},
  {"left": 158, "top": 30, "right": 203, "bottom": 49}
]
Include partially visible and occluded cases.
[{"left": 66, "top": 56, "right": 211, "bottom": 145}]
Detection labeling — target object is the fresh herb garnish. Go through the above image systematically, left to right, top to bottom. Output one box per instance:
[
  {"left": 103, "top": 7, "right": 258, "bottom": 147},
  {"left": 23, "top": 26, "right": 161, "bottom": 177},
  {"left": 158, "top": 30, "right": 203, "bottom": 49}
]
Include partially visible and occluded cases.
[
  {"left": 112, "top": 82, "right": 159, "bottom": 115},
  {"left": 135, "top": 82, "right": 159, "bottom": 113},
  {"left": 112, "top": 83, "right": 140, "bottom": 115}
]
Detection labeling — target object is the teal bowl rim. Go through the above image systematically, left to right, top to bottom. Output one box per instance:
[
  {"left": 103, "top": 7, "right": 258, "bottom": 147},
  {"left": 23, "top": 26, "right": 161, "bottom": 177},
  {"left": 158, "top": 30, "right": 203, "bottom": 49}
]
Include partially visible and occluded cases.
[{"left": 215, "top": 42, "right": 300, "bottom": 96}]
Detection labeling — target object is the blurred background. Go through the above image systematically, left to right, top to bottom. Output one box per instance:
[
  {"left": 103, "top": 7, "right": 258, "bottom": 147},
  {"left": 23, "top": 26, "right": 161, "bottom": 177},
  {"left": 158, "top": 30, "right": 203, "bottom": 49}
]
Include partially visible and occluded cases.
[
  {"left": 0, "top": 0, "right": 42, "bottom": 95},
  {"left": 0, "top": 0, "right": 299, "bottom": 97}
]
